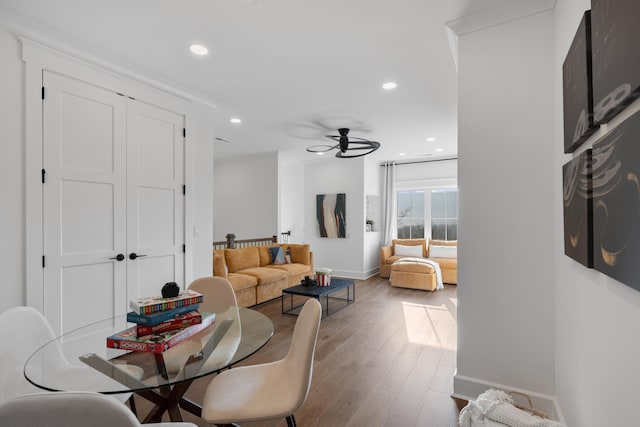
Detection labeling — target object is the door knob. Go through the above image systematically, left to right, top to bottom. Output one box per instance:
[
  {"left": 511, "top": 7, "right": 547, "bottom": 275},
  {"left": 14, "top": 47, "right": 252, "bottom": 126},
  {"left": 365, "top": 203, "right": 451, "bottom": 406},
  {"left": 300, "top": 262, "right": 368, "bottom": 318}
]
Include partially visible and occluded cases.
[
  {"left": 129, "top": 252, "right": 147, "bottom": 260},
  {"left": 109, "top": 254, "right": 125, "bottom": 261}
]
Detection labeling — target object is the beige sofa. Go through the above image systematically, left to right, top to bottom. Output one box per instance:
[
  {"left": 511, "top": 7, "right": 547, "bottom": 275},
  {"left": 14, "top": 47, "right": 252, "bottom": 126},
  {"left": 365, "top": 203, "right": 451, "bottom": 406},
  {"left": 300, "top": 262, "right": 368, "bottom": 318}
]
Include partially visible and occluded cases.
[
  {"left": 380, "top": 239, "right": 457, "bottom": 286},
  {"left": 213, "top": 244, "right": 313, "bottom": 307}
]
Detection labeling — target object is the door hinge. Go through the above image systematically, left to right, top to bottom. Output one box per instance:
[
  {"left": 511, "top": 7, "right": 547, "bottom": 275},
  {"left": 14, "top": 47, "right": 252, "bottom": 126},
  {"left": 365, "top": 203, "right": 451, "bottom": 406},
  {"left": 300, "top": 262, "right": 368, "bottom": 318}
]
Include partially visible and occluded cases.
[
  {"left": 41, "top": 86, "right": 45, "bottom": 100},
  {"left": 183, "top": 128, "right": 186, "bottom": 138},
  {"left": 41, "top": 169, "right": 46, "bottom": 183},
  {"left": 182, "top": 185, "right": 186, "bottom": 195},
  {"left": 182, "top": 244, "right": 186, "bottom": 253},
  {"left": 42, "top": 255, "right": 45, "bottom": 268}
]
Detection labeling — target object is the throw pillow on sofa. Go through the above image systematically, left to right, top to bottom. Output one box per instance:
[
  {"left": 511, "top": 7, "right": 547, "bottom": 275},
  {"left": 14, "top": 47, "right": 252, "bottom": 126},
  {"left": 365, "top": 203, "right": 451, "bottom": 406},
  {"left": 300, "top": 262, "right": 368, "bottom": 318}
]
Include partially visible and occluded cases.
[
  {"left": 394, "top": 243, "right": 424, "bottom": 257},
  {"left": 429, "top": 245, "right": 457, "bottom": 259},
  {"left": 269, "top": 246, "right": 286, "bottom": 265}
]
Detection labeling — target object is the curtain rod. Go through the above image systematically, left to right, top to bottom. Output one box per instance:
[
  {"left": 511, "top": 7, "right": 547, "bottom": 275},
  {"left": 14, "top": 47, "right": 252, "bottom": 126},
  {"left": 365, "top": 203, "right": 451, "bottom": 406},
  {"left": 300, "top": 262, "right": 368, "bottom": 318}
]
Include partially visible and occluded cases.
[{"left": 380, "top": 157, "right": 458, "bottom": 166}]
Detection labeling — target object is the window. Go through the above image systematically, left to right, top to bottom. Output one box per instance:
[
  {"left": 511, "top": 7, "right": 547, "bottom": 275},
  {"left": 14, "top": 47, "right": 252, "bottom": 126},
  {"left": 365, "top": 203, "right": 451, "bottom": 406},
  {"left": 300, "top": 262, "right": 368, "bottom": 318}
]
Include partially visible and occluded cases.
[
  {"left": 396, "top": 188, "right": 458, "bottom": 241},
  {"left": 431, "top": 189, "right": 457, "bottom": 240},
  {"left": 397, "top": 190, "right": 425, "bottom": 239}
]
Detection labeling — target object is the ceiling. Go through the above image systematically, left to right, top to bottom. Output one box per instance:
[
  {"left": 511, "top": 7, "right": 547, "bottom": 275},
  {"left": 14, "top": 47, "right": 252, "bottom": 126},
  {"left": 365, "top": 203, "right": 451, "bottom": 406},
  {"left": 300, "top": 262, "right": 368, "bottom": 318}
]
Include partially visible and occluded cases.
[{"left": 0, "top": 0, "right": 521, "bottom": 162}]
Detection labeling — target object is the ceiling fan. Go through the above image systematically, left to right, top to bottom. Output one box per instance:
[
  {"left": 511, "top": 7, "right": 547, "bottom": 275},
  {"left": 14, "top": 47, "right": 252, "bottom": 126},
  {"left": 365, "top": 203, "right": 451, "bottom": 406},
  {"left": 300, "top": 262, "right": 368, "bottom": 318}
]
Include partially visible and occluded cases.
[{"left": 306, "top": 128, "right": 381, "bottom": 158}]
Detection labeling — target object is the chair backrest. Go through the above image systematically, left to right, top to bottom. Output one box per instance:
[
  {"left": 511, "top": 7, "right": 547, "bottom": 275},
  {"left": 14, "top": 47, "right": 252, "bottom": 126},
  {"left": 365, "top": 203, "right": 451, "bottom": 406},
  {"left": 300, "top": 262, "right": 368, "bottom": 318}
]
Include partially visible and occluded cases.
[
  {"left": 186, "top": 276, "right": 241, "bottom": 368},
  {"left": 188, "top": 276, "right": 238, "bottom": 312},
  {"left": 283, "top": 298, "right": 322, "bottom": 411},
  {"left": 0, "top": 307, "right": 63, "bottom": 403},
  {"left": 0, "top": 391, "right": 141, "bottom": 427}
]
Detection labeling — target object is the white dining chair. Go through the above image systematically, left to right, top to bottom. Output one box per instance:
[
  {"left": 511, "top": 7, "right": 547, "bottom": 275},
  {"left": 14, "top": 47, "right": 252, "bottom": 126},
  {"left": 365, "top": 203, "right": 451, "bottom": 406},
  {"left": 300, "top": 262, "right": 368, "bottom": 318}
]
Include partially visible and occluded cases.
[
  {"left": 165, "top": 276, "right": 241, "bottom": 374},
  {"left": 188, "top": 276, "right": 238, "bottom": 310},
  {"left": 201, "top": 298, "right": 322, "bottom": 427},
  {"left": 0, "top": 306, "right": 138, "bottom": 408},
  {"left": 0, "top": 391, "right": 196, "bottom": 427}
]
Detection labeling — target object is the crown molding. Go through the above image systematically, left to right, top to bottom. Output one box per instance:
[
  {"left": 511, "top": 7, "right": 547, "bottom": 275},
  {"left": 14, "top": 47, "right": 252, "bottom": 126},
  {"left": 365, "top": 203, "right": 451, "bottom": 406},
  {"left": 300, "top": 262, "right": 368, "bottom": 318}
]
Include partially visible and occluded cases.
[
  {"left": 446, "top": 0, "right": 556, "bottom": 36},
  {"left": 0, "top": 7, "right": 218, "bottom": 109}
]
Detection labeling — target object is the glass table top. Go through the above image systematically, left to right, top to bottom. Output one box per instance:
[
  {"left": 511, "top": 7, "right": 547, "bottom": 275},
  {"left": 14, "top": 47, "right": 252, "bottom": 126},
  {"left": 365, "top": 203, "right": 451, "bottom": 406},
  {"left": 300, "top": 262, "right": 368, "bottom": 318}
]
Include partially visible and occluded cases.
[{"left": 24, "top": 306, "right": 273, "bottom": 395}]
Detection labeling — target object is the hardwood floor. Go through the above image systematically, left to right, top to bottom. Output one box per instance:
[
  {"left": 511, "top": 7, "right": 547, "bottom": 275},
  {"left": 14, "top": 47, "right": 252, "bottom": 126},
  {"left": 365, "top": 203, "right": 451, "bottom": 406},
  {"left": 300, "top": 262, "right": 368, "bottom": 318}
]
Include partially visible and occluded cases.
[{"left": 134, "top": 276, "right": 463, "bottom": 426}]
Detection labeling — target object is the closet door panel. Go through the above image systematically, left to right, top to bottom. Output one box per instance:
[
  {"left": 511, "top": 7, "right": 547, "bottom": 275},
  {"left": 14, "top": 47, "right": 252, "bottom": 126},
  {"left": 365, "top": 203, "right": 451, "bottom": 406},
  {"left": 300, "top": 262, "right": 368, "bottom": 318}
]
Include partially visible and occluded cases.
[
  {"left": 42, "top": 72, "right": 127, "bottom": 336},
  {"left": 127, "top": 99, "right": 185, "bottom": 300}
]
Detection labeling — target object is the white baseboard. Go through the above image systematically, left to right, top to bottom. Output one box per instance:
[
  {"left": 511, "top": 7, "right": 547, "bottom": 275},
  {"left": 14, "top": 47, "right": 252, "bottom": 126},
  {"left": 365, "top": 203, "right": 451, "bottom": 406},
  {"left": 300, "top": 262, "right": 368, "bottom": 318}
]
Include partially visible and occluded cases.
[
  {"left": 331, "top": 267, "right": 379, "bottom": 280},
  {"left": 453, "top": 374, "right": 566, "bottom": 424}
]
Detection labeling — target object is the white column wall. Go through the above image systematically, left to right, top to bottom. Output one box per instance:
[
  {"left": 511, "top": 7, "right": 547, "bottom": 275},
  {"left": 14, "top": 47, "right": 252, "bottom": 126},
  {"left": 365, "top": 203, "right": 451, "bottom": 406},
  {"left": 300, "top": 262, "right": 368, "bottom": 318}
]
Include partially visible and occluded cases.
[
  {"left": 554, "top": 1, "right": 640, "bottom": 426},
  {"left": 455, "top": 8, "right": 557, "bottom": 413},
  {"left": 0, "top": 28, "right": 25, "bottom": 311},
  {"left": 190, "top": 104, "right": 215, "bottom": 279},
  {"left": 278, "top": 151, "right": 306, "bottom": 243}
]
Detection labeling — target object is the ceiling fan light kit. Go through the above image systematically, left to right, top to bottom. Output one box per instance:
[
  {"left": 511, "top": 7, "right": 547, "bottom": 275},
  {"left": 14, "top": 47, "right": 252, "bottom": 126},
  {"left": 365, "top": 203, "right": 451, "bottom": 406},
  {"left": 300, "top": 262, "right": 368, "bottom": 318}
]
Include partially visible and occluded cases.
[{"left": 306, "top": 128, "right": 380, "bottom": 158}]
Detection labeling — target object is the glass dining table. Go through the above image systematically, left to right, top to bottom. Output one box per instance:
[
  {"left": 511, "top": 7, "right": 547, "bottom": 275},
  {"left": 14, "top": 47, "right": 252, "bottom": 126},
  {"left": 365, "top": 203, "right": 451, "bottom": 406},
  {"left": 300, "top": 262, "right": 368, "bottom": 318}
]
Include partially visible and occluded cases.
[{"left": 24, "top": 305, "right": 274, "bottom": 422}]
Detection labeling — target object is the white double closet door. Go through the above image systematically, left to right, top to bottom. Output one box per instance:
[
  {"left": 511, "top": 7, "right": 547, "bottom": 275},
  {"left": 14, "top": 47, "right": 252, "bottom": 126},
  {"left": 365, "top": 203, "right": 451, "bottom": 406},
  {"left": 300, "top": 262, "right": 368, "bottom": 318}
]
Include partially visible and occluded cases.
[{"left": 43, "top": 71, "right": 185, "bottom": 336}]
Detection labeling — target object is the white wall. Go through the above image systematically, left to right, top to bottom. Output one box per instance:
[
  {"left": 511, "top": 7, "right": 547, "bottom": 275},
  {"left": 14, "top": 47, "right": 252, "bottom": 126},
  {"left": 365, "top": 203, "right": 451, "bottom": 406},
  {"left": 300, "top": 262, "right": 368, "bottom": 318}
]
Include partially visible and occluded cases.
[
  {"left": 554, "top": 1, "right": 640, "bottom": 426},
  {"left": 455, "top": 9, "right": 557, "bottom": 415},
  {"left": 0, "top": 28, "right": 25, "bottom": 312},
  {"left": 213, "top": 152, "right": 278, "bottom": 241},
  {"left": 304, "top": 158, "right": 366, "bottom": 278}
]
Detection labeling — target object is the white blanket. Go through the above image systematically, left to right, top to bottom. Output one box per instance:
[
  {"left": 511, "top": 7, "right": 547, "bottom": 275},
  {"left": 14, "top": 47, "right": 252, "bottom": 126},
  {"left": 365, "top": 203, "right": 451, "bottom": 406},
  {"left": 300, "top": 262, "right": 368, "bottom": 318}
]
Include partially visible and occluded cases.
[{"left": 459, "top": 389, "right": 564, "bottom": 427}]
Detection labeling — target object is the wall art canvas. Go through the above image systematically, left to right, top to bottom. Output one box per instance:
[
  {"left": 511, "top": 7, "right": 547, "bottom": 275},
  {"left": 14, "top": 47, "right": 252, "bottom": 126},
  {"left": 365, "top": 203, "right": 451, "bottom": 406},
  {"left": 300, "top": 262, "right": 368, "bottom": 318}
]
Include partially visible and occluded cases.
[
  {"left": 591, "top": 0, "right": 640, "bottom": 125},
  {"left": 563, "top": 10, "right": 598, "bottom": 153},
  {"left": 592, "top": 108, "right": 640, "bottom": 292},
  {"left": 563, "top": 149, "right": 593, "bottom": 267},
  {"left": 316, "top": 193, "right": 346, "bottom": 238}
]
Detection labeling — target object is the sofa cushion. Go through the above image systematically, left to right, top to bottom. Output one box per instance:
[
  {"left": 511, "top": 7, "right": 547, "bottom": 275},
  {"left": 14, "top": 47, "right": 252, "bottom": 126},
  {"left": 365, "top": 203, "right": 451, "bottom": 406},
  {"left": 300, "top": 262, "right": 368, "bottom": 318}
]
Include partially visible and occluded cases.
[
  {"left": 394, "top": 243, "right": 424, "bottom": 257},
  {"left": 286, "top": 244, "right": 311, "bottom": 265},
  {"left": 429, "top": 245, "right": 457, "bottom": 259},
  {"left": 258, "top": 246, "right": 274, "bottom": 267},
  {"left": 225, "top": 247, "right": 260, "bottom": 273},
  {"left": 267, "top": 263, "right": 310, "bottom": 276},
  {"left": 238, "top": 267, "right": 288, "bottom": 285},
  {"left": 227, "top": 273, "right": 258, "bottom": 291}
]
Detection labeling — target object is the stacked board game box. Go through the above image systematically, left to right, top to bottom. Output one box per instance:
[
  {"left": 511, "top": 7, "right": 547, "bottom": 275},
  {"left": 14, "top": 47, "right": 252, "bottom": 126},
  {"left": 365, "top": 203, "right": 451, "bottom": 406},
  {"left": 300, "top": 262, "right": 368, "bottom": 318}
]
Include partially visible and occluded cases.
[{"left": 108, "top": 289, "right": 213, "bottom": 353}]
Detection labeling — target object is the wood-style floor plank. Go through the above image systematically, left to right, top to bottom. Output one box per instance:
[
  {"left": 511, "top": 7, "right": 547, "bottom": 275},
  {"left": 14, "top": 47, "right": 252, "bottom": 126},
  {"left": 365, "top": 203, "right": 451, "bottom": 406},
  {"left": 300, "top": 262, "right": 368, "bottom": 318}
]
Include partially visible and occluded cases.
[{"left": 133, "top": 276, "right": 463, "bottom": 426}]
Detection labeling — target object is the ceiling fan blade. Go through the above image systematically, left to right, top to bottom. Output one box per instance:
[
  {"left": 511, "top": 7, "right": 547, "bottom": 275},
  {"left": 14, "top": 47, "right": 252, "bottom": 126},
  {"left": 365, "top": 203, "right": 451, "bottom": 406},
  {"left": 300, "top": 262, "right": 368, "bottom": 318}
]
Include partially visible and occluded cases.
[{"left": 306, "top": 144, "right": 339, "bottom": 153}]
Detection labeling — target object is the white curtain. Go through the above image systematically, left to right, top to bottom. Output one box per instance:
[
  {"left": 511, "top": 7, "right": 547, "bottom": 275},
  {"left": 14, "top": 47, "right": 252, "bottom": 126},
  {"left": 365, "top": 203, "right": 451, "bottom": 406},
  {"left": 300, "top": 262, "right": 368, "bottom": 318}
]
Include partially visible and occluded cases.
[{"left": 381, "top": 161, "right": 397, "bottom": 246}]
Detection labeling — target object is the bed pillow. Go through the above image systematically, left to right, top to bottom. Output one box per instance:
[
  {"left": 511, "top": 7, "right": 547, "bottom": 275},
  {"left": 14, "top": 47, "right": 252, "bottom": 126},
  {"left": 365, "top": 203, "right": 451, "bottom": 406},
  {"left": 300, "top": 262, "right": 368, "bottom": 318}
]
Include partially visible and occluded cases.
[
  {"left": 394, "top": 243, "right": 424, "bottom": 257},
  {"left": 429, "top": 245, "right": 457, "bottom": 259},
  {"left": 269, "top": 246, "right": 286, "bottom": 265}
]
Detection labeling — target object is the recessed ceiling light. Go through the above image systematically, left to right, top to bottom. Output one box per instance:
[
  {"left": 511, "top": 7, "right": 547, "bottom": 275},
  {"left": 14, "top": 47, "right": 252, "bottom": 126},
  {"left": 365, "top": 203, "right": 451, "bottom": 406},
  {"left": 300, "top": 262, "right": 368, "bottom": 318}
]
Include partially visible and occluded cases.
[
  {"left": 189, "top": 44, "right": 209, "bottom": 55},
  {"left": 382, "top": 82, "right": 397, "bottom": 90},
  {"left": 230, "top": 118, "right": 242, "bottom": 124},
  {"left": 426, "top": 137, "right": 436, "bottom": 142},
  {"left": 435, "top": 148, "right": 444, "bottom": 152},
  {"left": 316, "top": 152, "right": 324, "bottom": 156},
  {"left": 398, "top": 152, "right": 406, "bottom": 156}
]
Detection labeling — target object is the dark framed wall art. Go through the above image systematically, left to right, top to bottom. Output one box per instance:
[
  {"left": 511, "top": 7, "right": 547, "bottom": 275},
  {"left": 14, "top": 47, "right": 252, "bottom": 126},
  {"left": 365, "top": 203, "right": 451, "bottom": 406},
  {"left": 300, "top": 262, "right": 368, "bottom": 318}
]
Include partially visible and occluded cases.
[
  {"left": 591, "top": 0, "right": 640, "bottom": 125},
  {"left": 563, "top": 11, "right": 598, "bottom": 153},
  {"left": 592, "top": 109, "right": 640, "bottom": 292},
  {"left": 563, "top": 149, "right": 593, "bottom": 267},
  {"left": 316, "top": 193, "right": 346, "bottom": 238}
]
